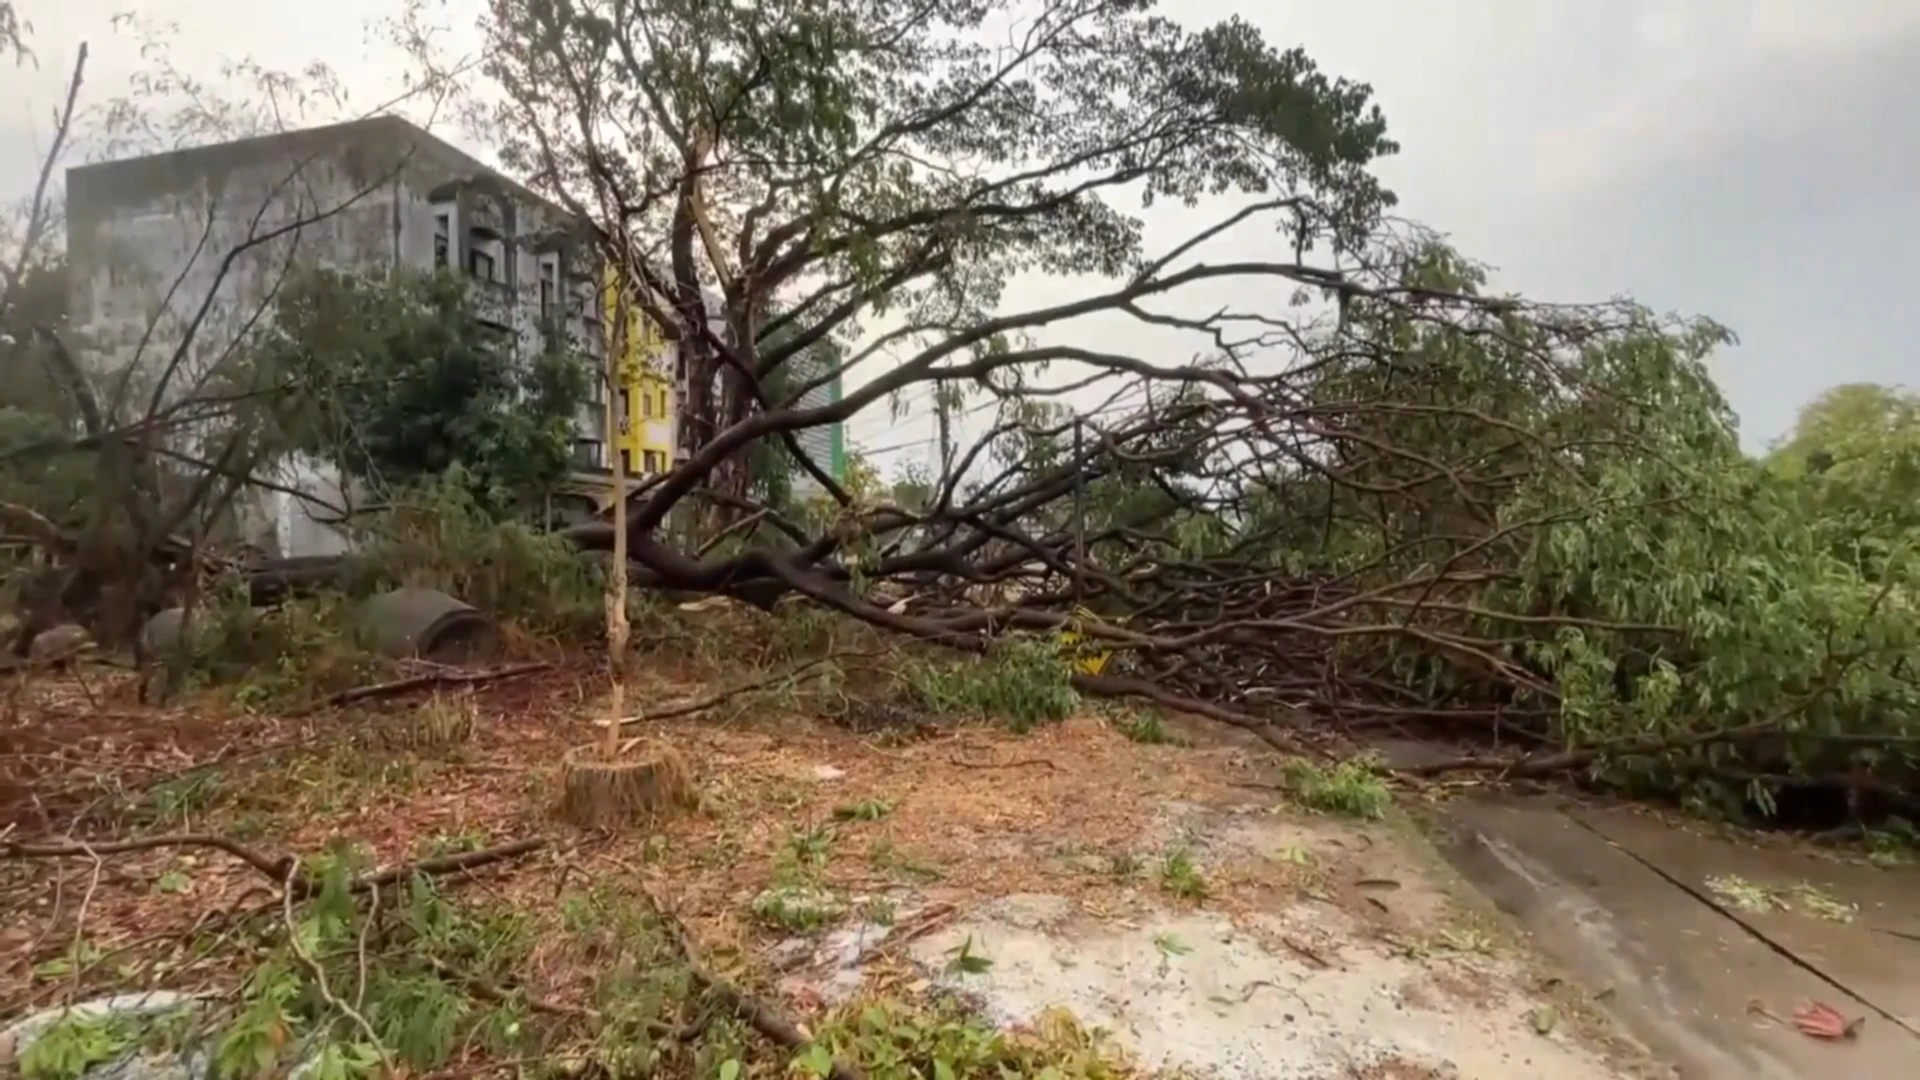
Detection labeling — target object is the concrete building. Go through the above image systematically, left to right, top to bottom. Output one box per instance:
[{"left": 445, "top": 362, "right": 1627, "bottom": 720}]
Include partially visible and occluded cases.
[{"left": 66, "top": 114, "right": 845, "bottom": 552}]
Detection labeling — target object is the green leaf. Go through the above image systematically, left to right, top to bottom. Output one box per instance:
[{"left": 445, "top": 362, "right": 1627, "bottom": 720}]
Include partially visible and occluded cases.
[
  {"left": 1152, "top": 932, "right": 1192, "bottom": 956},
  {"left": 944, "top": 935, "right": 994, "bottom": 975},
  {"left": 795, "top": 1043, "right": 834, "bottom": 1078},
  {"left": 718, "top": 1060, "right": 742, "bottom": 1080}
]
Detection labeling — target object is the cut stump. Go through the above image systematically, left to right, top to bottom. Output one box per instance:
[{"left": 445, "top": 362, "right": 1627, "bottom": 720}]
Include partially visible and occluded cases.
[{"left": 557, "top": 742, "right": 696, "bottom": 829}]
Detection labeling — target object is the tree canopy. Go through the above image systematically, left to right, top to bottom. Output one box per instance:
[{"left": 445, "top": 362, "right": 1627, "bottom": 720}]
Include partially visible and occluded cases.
[
  {"left": 462, "top": 0, "right": 1398, "bottom": 521},
  {"left": 257, "top": 269, "right": 592, "bottom": 518}
]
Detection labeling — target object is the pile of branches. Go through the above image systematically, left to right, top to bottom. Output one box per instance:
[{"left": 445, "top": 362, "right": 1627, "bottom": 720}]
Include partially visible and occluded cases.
[{"left": 555, "top": 238, "right": 1686, "bottom": 751}]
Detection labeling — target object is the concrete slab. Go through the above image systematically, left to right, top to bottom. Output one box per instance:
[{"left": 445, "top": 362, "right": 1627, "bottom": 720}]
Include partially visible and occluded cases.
[
  {"left": 1436, "top": 797, "right": 1920, "bottom": 1079},
  {"left": 1577, "top": 805, "right": 1920, "bottom": 1034}
]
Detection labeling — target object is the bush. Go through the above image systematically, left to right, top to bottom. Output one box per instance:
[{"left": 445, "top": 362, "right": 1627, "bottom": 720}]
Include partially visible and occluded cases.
[
  {"left": 354, "top": 473, "right": 603, "bottom": 638},
  {"left": 177, "top": 585, "right": 384, "bottom": 708},
  {"left": 905, "top": 636, "right": 1079, "bottom": 732},
  {"left": 1279, "top": 757, "right": 1391, "bottom": 820}
]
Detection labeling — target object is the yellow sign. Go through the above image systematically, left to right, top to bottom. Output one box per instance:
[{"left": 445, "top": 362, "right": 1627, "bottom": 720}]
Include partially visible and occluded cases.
[{"left": 1055, "top": 606, "right": 1114, "bottom": 676}]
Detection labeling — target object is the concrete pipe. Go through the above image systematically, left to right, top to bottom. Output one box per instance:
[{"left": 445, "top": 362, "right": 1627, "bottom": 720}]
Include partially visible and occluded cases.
[{"left": 355, "top": 587, "right": 500, "bottom": 663}]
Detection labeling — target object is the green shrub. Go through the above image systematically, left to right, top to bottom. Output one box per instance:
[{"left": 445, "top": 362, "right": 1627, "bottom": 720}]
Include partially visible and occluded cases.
[
  {"left": 355, "top": 474, "right": 602, "bottom": 637},
  {"left": 178, "top": 585, "right": 384, "bottom": 707},
  {"left": 905, "top": 636, "right": 1079, "bottom": 732},
  {"left": 1279, "top": 757, "right": 1391, "bottom": 820}
]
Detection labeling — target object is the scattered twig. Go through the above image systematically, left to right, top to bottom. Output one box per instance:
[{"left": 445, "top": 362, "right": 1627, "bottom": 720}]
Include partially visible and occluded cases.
[
  {"left": 605, "top": 651, "right": 873, "bottom": 728},
  {"left": 292, "top": 662, "right": 552, "bottom": 716},
  {"left": 1073, "top": 673, "right": 1328, "bottom": 759},
  {"left": 947, "top": 749, "right": 1058, "bottom": 771},
  {"left": 4, "top": 833, "right": 295, "bottom": 880},
  {"left": 3, "top": 834, "right": 547, "bottom": 897},
  {"left": 349, "top": 838, "right": 548, "bottom": 895},
  {"left": 66, "top": 841, "right": 104, "bottom": 1005},
  {"left": 282, "top": 862, "right": 396, "bottom": 1075},
  {"left": 354, "top": 881, "right": 379, "bottom": 1012},
  {"left": 639, "top": 885, "right": 869, "bottom": 1080},
  {"left": 1279, "top": 935, "right": 1331, "bottom": 969}
]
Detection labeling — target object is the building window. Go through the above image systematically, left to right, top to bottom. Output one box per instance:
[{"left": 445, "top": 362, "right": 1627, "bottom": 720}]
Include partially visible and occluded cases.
[
  {"left": 433, "top": 213, "right": 450, "bottom": 267},
  {"left": 467, "top": 245, "right": 496, "bottom": 282},
  {"left": 538, "top": 256, "right": 558, "bottom": 316},
  {"left": 617, "top": 388, "right": 632, "bottom": 429},
  {"left": 641, "top": 389, "right": 654, "bottom": 418},
  {"left": 658, "top": 389, "right": 669, "bottom": 415},
  {"left": 619, "top": 449, "right": 633, "bottom": 475},
  {"left": 643, "top": 450, "right": 664, "bottom": 474}
]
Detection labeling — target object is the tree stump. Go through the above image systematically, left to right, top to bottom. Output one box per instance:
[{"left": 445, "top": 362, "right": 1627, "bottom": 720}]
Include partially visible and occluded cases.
[{"left": 557, "top": 741, "right": 696, "bottom": 829}]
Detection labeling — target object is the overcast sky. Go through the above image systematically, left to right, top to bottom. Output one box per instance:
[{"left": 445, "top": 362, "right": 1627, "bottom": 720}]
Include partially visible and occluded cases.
[{"left": 6, "top": 0, "right": 1915, "bottom": 463}]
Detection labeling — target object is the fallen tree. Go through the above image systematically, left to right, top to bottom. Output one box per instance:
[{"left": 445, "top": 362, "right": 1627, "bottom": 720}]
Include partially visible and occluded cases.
[
  {"left": 6, "top": 0, "right": 1914, "bottom": 819},
  {"left": 431, "top": 0, "right": 1918, "bottom": 815}
]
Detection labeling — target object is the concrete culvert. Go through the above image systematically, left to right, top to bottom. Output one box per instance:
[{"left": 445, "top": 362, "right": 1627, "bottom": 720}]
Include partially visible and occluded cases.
[
  {"left": 356, "top": 588, "right": 500, "bottom": 663},
  {"left": 140, "top": 607, "right": 190, "bottom": 658}
]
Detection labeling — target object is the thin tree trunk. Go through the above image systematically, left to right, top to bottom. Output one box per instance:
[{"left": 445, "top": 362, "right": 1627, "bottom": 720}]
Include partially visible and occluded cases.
[{"left": 603, "top": 284, "right": 631, "bottom": 758}]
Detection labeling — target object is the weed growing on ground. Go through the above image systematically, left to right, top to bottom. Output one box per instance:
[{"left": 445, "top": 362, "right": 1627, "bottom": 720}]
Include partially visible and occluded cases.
[
  {"left": 763, "top": 601, "right": 843, "bottom": 665},
  {"left": 904, "top": 636, "right": 1079, "bottom": 732},
  {"left": 374, "top": 695, "right": 479, "bottom": 751},
  {"left": 1114, "top": 710, "right": 1186, "bottom": 746},
  {"left": 1279, "top": 756, "right": 1391, "bottom": 820},
  {"left": 138, "top": 768, "right": 226, "bottom": 828},
  {"left": 834, "top": 798, "right": 893, "bottom": 822},
  {"left": 756, "top": 824, "right": 848, "bottom": 932},
  {"left": 782, "top": 824, "right": 837, "bottom": 870},
  {"left": 868, "top": 839, "right": 944, "bottom": 883},
  {"left": 1158, "top": 846, "right": 1208, "bottom": 900},
  {"left": 1108, "top": 851, "right": 1143, "bottom": 881},
  {"left": 752, "top": 883, "right": 849, "bottom": 932},
  {"left": 556, "top": 884, "right": 742, "bottom": 1076},
  {"left": 943, "top": 935, "right": 994, "bottom": 975},
  {"left": 801, "top": 1000, "right": 1134, "bottom": 1080}
]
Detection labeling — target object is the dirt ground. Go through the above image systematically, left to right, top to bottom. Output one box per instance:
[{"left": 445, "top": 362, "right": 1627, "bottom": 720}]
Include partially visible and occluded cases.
[{"left": 0, "top": 656, "right": 1662, "bottom": 1078}]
